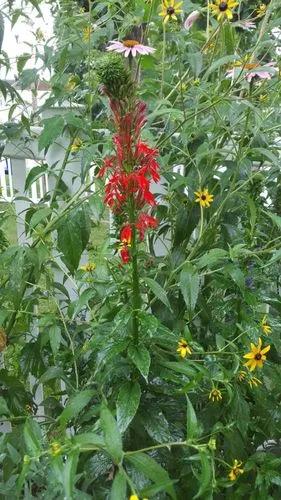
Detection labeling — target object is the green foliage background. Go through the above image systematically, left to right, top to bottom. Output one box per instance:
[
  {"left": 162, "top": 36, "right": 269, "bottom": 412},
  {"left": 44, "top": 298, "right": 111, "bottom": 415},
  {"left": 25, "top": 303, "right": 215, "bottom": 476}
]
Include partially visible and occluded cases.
[{"left": 0, "top": 0, "right": 281, "bottom": 498}]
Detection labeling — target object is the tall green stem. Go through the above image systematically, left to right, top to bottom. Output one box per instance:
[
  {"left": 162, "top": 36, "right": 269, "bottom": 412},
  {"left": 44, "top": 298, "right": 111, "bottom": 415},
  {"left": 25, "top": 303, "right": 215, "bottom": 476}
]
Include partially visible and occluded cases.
[{"left": 129, "top": 204, "right": 141, "bottom": 344}]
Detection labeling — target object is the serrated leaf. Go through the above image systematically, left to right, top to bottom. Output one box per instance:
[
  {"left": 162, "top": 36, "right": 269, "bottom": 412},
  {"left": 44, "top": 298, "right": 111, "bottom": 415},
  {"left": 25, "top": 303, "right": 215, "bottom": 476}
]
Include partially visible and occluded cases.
[
  {"left": 38, "top": 116, "right": 65, "bottom": 151},
  {"left": 57, "top": 206, "right": 91, "bottom": 274},
  {"left": 196, "top": 249, "right": 228, "bottom": 269},
  {"left": 180, "top": 263, "right": 200, "bottom": 313},
  {"left": 144, "top": 277, "right": 171, "bottom": 310},
  {"left": 128, "top": 344, "right": 151, "bottom": 380},
  {"left": 117, "top": 381, "right": 141, "bottom": 433},
  {"left": 59, "top": 389, "right": 95, "bottom": 426},
  {"left": 186, "top": 395, "right": 199, "bottom": 441},
  {"left": 101, "top": 402, "right": 123, "bottom": 464},
  {"left": 24, "top": 418, "right": 43, "bottom": 455},
  {"left": 126, "top": 452, "right": 176, "bottom": 500},
  {"left": 110, "top": 470, "right": 127, "bottom": 500}
]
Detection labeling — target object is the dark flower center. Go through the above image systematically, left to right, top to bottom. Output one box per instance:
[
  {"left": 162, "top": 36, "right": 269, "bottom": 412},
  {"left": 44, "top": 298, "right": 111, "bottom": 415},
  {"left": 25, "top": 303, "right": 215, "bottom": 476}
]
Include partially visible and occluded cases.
[
  {"left": 219, "top": 2, "right": 228, "bottom": 11},
  {"left": 167, "top": 7, "right": 175, "bottom": 15},
  {"left": 123, "top": 39, "right": 139, "bottom": 48},
  {"left": 201, "top": 195, "right": 207, "bottom": 200},
  {"left": 255, "top": 353, "right": 262, "bottom": 360}
]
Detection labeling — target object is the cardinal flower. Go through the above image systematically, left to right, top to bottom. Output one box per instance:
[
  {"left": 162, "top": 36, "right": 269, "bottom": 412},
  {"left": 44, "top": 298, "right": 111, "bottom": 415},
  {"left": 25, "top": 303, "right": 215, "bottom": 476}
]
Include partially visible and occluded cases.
[
  {"left": 107, "top": 40, "right": 155, "bottom": 58},
  {"left": 136, "top": 213, "right": 158, "bottom": 240},
  {"left": 120, "top": 225, "right": 132, "bottom": 245},
  {"left": 120, "top": 245, "right": 131, "bottom": 264}
]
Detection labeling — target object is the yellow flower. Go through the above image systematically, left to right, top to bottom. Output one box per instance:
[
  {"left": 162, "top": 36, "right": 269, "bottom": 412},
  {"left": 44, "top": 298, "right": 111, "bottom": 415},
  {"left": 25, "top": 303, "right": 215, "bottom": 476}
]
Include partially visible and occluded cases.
[
  {"left": 159, "top": 0, "right": 183, "bottom": 24},
  {"left": 209, "top": 0, "right": 239, "bottom": 21},
  {"left": 256, "top": 4, "right": 267, "bottom": 17},
  {"left": 83, "top": 26, "right": 92, "bottom": 41},
  {"left": 65, "top": 75, "right": 78, "bottom": 92},
  {"left": 71, "top": 137, "right": 83, "bottom": 153},
  {"left": 194, "top": 188, "right": 214, "bottom": 208},
  {"left": 80, "top": 262, "right": 96, "bottom": 272},
  {"left": 261, "top": 315, "right": 271, "bottom": 335},
  {"left": 243, "top": 337, "right": 270, "bottom": 371},
  {"left": 177, "top": 338, "right": 192, "bottom": 358},
  {"left": 237, "top": 370, "right": 247, "bottom": 381},
  {"left": 248, "top": 376, "right": 262, "bottom": 389},
  {"left": 208, "top": 388, "right": 222, "bottom": 402},
  {"left": 208, "top": 438, "right": 217, "bottom": 450},
  {"left": 50, "top": 442, "right": 62, "bottom": 457},
  {"left": 228, "top": 459, "right": 244, "bottom": 481},
  {"left": 129, "top": 496, "right": 148, "bottom": 500}
]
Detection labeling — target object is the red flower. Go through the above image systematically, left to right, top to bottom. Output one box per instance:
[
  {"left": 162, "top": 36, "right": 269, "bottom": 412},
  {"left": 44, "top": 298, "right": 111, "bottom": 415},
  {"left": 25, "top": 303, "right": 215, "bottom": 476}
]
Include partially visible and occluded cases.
[
  {"left": 136, "top": 213, "right": 158, "bottom": 240},
  {"left": 120, "top": 224, "right": 132, "bottom": 245},
  {"left": 120, "top": 245, "right": 130, "bottom": 264}
]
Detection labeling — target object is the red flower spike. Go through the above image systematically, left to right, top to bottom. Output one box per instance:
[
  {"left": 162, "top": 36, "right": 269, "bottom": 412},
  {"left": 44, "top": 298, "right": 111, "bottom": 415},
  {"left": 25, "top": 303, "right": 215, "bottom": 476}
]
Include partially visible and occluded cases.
[
  {"left": 136, "top": 213, "right": 158, "bottom": 240},
  {"left": 120, "top": 224, "right": 132, "bottom": 245},
  {"left": 120, "top": 245, "right": 130, "bottom": 264}
]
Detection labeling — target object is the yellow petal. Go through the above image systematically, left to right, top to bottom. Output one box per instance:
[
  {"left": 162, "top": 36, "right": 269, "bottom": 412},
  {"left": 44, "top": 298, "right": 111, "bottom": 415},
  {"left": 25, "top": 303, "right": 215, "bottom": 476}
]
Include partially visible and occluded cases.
[
  {"left": 225, "top": 9, "right": 233, "bottom": 20},
  {"left": 171, "top": 14, "right": 178, "bottom": 20},
  {"left": 163, "top": 15, "right": 170, "bottom": 24},
  {"left": 260, "top": 344, "right": 270, "bottom": 355},
  {"left": 243, "top": 352, "right": 255, "bottom": 359},
  {"left": 255, "top": 359, "right": 263, "bottom": 368}
]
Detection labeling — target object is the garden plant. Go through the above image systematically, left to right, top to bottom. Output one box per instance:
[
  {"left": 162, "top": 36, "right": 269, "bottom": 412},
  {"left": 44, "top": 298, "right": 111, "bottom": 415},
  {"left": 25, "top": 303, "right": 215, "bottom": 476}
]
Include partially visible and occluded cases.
[{"left": 0, "top": 0, "right": 281, "bottom": 498}]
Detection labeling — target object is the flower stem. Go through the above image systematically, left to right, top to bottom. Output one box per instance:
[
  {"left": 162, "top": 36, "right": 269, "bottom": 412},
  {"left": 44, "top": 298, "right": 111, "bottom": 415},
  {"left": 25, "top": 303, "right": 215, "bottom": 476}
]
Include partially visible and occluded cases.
[
  {"left": 161, "top": 22, "right": 166, "bottom": 98},
  {"left": 199, "top": 204, "right": 204, "bottom": 239},
  {"left": 129, "top": 206, "right": 141, "bottom": 344}
]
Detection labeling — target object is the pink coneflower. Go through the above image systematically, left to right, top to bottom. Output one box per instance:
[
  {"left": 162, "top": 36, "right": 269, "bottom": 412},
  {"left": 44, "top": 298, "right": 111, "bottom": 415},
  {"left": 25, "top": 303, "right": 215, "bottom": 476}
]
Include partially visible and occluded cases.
[
  {"left": 184, "top": 10, "right": 200, "bottom": 30},
  {"left": 106, "top": 40, "right": 155, "bottom": 58},
  {"left": 226, "top": 62, "right": 277, "bottom": 82}
]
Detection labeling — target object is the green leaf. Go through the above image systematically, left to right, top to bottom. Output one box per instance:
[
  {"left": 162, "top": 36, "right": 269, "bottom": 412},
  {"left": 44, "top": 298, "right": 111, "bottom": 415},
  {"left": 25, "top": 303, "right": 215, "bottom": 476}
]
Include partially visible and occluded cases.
[
  {"left": 222, "top": 23, "right": 235, "bottom": 55},
  {"left": 17, "top": 53, "right": 31, "bottom": 73},
  {"left": 203, "top": 55, "right": 237, "bottom": 80},
  {"left": 38, "top": 116, "right": 65, "bottom": 151},
  {"left": 24, "top": 164, "right": 48, "bottom": 192},
  {"left": 57, "top": 206, "right": 91, "bottom": 274},
  {"left": 29, "top": 207, "right": 52, "bottom": 231},
  {"left": 264, "top": 211, "right": 281, "bottom": 230},
  {"left": 196, "top": 249, "right": 228, "bottom": 269},
  {"left": 180, "top": 264, "right": 200, "bottom": 313},
  {"left": 225, "top": 264, "right": 245, "bottom": 291},
  {"left": 144, "top": 277, "right": 171, "bottom": 310},
  {"left": 49, "top": 324, "right": 62, "bottom": 355},
  {"left": 128, "top": 344, "right": 151, "bottom": 381},
  {"left": 117, "top": 381, "right": 141, "bottom": 433},
  {"left": 59, "top": 389, "right": 95, "bottom": 426},
  {"left": 186, "top": 395, "right": 199, "bottom": 441},
  {"left": 0, "top": 396, "right": 10, "bottom": 416},
  {"left": 101, "top": 402, "right": 123, "bottom": 464},
  {"left": 24, "top": 418, "right": 43, "bottom": 456},
  {"left": 72, "top": 432, "right": 104, "bottom": 449},
  {"left": 62, "top": 450, "right": 80, "bottom": 499},
  {"left": 193, "top": 451, "right": 212, "bottom": 499},
  {"left": 126, "top": 453, "right": 176, "bottom": 500},
  {"left": 110, "top": 470, "right": 127, "bottom": 500}
]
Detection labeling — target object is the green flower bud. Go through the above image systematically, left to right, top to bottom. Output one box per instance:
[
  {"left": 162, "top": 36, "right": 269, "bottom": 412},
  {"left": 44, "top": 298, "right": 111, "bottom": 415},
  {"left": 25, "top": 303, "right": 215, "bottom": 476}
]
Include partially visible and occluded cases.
[{"left": 95, "top": 53, "right": 135, "bottom": 100}]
